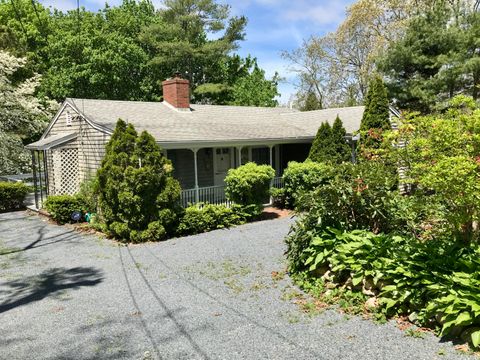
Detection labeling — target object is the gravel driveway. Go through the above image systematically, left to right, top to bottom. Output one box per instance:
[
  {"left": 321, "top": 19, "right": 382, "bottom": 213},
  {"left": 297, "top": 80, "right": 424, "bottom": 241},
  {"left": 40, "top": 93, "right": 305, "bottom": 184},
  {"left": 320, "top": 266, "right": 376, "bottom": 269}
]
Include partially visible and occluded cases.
[{"left": 0, "top": 211, "right": 467, "bottom": 360}]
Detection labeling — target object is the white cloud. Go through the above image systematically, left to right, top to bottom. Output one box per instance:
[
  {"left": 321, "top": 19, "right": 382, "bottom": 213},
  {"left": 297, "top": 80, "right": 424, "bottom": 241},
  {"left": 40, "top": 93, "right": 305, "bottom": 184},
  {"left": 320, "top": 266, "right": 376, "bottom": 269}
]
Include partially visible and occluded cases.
[
  {"left": 40, "top": 0, "right": 77, "bottom": 11},
  {"left": 282, "top": 1, "right": 350, "bottom": 25}
]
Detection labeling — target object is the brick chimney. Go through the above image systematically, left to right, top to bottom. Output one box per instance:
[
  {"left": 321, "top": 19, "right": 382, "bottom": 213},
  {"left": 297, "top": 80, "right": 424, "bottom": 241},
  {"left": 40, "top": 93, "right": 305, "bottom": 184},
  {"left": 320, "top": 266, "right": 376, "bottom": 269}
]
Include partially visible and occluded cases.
[{"left": 162, "top": 73, "right": 190, "bottom": 110}]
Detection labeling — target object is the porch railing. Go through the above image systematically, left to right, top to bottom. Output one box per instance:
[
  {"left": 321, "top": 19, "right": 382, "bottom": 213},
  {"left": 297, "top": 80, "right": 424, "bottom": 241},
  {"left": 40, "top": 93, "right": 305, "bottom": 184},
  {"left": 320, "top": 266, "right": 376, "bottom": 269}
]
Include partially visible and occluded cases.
[
  {"left": 271, "top": 176, "right": 283, "bottom": 189},
  {"left": 179, "top": 177, "right": 285, "bottom": 208},
  {"left": 180, "top": 184, "right": 234, "bottom": 208}
]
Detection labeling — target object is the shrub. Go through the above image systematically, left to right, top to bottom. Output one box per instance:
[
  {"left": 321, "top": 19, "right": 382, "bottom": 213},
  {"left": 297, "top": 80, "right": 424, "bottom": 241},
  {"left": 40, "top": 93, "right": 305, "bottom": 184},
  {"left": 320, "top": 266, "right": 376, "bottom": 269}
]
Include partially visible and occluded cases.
[
  {"left": 382, "top": 96, "right": 480, "bottom": 244},
  {"left": 97, "top": 119, "right": 181, "bottom": 242},
  {"left": 285, "top": 160, "right": 399, "bottom": 271},
  {"left": 282, "top": 161, "right": 335, "bottom": 209},
  {"left": 303, "top": 161, "right": 399, "bottom": 232},
  {"left": 225, "top": 162, "right": 274, "bottom": 210},
  {"left": 77, "top": 176, "right": 99, "bottom": 213},
  {"left": 0, "top": 182, "right": 29, "bottom": 212},
  {"left": 270, "top": 187, "right": 286, "bottom": 208},
  {"left": 44, "top": 195, "right": 85, "bottom": 224},
  {"left": 176, "top": 203, "right": 247, "bottom": 236},
  {"left": 294, "top": 227, "right": 480, "bottom": 348}
]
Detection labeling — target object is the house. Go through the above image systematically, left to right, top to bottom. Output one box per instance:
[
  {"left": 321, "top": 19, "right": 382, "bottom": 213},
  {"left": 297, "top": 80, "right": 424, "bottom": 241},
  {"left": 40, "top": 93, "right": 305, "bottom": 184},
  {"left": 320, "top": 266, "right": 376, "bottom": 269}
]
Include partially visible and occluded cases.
[{"left": 26, "top": 74, "right": 397, "bottom": 209}]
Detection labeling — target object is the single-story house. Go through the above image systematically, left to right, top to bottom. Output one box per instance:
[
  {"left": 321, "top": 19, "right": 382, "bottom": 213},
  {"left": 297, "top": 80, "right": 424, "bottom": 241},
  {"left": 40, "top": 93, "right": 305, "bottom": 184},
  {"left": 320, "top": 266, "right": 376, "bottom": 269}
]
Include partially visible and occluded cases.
[{"left": 26, "top": 74, "right": 399, "bottom": 208}]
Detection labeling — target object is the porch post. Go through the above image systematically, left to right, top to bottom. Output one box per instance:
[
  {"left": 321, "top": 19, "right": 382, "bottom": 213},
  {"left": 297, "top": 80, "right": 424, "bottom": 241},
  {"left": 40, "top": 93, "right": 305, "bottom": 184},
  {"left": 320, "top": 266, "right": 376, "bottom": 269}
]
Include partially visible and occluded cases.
[
  {"left": 268, "top": 145, "right": 274, "bottom": 167},
  {"left": 269, "top": 145, "right": 275, "bottom": 204},
  {"left": 236, "top": 146, "right": 243, "bottom": 167},
  {"left": 192, "top": 148, "right": 199, "bottom": 203},
  {"left": 43, "top": 150, "right": 49, "bottom": 196},
  {"left": 31, "top": 151, "right": 38, "bottom": 209},
  {"left": 37, "top": 151, "right": 43, "bottom": 205}
]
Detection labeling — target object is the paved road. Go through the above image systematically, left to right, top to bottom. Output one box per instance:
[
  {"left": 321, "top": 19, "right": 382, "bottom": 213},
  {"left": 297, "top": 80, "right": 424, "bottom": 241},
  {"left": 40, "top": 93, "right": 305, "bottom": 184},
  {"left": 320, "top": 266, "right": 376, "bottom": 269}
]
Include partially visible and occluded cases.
[{"left": 0, "top": 211, "right": 467, "bottom": 360}]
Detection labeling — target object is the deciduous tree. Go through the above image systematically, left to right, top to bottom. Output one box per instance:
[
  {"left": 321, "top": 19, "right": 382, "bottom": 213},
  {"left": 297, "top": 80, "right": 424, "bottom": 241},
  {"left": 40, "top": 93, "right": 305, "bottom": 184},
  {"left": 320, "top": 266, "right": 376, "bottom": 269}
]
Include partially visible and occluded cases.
[{"left": 0, "top": 50, "right": 55, "bottom": 174}]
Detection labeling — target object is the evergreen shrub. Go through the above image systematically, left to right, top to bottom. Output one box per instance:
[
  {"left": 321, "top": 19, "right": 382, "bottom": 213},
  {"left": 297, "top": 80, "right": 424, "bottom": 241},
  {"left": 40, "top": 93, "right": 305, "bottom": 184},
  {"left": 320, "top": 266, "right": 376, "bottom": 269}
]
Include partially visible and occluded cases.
[
  {"left": 359, "top": 76, "right": 391, "bottom": 150},
  {"left": 308, "top": 117, "right": 351, "bottom": 163},
  {"left": 97, "top": 119, "right": 181, "bottom": 242},
  {"left": 308, "top": 122, "right": 333, "bottom": 162},
  {"left": 0, "top": 182, "right": 29, "bottom": 212},
  {"left": 44, "top": 195, "right": 86, "bottom": 224}
]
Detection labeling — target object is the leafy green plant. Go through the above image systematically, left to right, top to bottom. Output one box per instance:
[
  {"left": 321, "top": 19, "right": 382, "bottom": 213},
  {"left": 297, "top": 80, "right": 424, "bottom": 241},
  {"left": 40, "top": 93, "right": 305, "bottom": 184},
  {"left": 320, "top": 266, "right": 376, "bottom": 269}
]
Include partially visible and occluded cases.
[
  {"left": 389, "top": 97, "right": 480, "bottom": 243},
  {"left": 282, "top": 161, "right": 334, "bottom": 209},
  {"left": 296, "top": 161, "right": 399, "bottom": 233},
  {"left": 225, "top": 162, "right": 274, "bottom": 211},
  {"left": 77, "top": 176, "right": 99, "bottom": 213},
  {"left": 0, "top": 182, "right": 29, "bottom": 212},
  {"left": 270, "top": 187, "right": 286, "bottom": 208},
  {"left": 44, "top": 195, "right": 86, "bottom": 224},
  {"left": 176, "top": 203, "right": 247, "bottom": 236},
  {"left": 291, "top": 224, "right": 480, "bottom": 348}
]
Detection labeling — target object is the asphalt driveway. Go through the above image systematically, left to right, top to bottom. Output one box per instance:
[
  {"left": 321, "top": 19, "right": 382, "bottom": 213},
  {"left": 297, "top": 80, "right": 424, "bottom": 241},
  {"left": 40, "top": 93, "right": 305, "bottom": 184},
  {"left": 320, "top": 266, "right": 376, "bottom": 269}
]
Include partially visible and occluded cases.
[{"left": 0, "top": 211, "right": 467, "bottom": 359}]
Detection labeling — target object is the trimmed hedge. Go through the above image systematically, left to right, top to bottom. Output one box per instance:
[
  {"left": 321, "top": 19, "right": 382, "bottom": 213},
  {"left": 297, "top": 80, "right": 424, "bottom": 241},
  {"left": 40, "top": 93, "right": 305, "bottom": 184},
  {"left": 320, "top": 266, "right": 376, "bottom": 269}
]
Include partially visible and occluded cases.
[
  {"left": 282, "top": 161, "right": 335, "bottom": 209},
  {"left": 225, "top": 162, "right": 274, "bottom": 209},
  {"left": 0, "top": 182, "right": 29, "bottom": 212},
  {"left": 44, "top": 195, "right": 86, "bottom": 224},
  {"left": 176, "top": 203, "right": 249, "bottom": 236}
]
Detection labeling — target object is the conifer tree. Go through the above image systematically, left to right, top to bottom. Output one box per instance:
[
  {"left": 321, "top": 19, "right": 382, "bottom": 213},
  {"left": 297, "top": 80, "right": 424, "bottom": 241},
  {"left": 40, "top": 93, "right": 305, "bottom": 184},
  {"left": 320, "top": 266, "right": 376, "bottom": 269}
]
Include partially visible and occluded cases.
[
  {"left": 360, "top": 76, "right": 390, "bottom": 132},
  {"left": 360, "top": 76, "right": 390, "bottom": 150},
  {"left": 301, "top": 91, "right": 323, "bottom": 111},
  {"left": 331, "top": 116, "right": 351, "bottom": 163},
  {"left": 97, "top": 119, "right": 181, "bottom": 242},
  {"left": 308, "top": 122, "right": 333, "bottom": 162}
]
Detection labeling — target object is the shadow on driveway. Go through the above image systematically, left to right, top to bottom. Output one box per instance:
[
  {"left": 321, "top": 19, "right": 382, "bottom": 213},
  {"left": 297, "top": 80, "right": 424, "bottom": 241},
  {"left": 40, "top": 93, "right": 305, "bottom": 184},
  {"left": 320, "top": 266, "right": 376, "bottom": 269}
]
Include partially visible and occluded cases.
[
  {"left": 0, "top": 225, "right": 77, "bottom": 256},
  {"left": 0, "top": 267, "right": 103, "bottom": 314}
]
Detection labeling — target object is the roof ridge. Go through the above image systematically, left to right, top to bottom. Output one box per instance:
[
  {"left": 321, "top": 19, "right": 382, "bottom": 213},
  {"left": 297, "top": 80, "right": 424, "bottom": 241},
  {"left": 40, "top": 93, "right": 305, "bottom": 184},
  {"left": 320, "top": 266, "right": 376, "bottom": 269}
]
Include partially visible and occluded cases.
[{"left": 280, "top": 105, "right": 365, "bottom": 116}]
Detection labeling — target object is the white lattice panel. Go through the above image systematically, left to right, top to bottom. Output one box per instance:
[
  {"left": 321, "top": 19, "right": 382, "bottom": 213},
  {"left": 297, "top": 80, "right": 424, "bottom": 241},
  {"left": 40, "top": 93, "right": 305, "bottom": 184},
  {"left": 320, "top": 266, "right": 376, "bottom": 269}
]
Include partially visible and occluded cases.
[{"left": 52, "top": 148, "right": 79, "bottom": 195}]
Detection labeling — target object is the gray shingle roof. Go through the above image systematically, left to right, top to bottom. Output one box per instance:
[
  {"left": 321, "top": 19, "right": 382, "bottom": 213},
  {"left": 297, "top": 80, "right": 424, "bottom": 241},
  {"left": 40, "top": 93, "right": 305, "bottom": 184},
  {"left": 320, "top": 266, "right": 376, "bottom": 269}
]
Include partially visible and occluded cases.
[
  {"left": 66, "top": 98, "right": 365, "bottom": 145},
  {"left": 26, "top": 132, "right": 77, "bottom": 150}
]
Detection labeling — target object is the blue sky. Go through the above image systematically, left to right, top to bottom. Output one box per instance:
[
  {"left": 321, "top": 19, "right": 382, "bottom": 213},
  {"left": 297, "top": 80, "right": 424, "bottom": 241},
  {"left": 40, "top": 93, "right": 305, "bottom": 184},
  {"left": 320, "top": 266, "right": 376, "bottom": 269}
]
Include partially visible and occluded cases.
[{"left": 39, "top": 0, "right": 354, "bottom": 104}]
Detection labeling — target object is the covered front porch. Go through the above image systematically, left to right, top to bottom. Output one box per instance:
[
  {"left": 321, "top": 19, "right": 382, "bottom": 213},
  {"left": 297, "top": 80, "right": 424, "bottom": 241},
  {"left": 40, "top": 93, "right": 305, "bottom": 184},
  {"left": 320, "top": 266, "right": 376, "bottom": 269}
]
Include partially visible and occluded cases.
[{"left": 163, "top": 141, "right": 312, "bottom": 207}]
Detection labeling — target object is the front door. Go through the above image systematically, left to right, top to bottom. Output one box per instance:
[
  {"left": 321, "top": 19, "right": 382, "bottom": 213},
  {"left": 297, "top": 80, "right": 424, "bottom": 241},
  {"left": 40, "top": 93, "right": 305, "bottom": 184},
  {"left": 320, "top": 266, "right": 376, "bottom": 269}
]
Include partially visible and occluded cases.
[{"left": 214, "top": 148, "right": 231, "bottom": 185}]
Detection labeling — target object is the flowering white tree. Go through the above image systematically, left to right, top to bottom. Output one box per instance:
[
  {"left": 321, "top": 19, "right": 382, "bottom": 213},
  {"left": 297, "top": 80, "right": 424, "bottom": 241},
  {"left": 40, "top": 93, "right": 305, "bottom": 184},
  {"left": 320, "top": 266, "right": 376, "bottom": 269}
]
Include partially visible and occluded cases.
[{"left": 0, "top": 51, "right": 57, "bottom": 174}]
